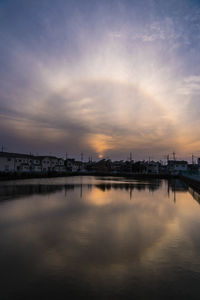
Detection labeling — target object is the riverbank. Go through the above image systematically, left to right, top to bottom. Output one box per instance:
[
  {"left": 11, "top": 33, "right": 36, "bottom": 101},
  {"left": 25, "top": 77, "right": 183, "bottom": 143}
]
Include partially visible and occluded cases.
[
  {"left": 0, "top": 171, "right": 175, "bottom": 181},
  {"left": 180, "top": 174, "right": 200, "bottom": 192}
]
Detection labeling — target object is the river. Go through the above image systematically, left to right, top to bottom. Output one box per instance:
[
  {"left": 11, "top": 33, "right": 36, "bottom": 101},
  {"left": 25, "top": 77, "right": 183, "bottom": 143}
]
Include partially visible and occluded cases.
[{"left": 0, "top": 176, "right": 200, "bottom": 299}]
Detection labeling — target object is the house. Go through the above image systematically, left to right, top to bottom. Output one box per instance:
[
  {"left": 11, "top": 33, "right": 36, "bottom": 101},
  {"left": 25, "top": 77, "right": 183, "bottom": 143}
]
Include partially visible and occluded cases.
[
  {"left": 0, "top": 151, "right": 66, "bottom": 174},
  {"left": 0, "top": 152, "right": 34, "bottom": 172},
  {"left": 37, "top": 156, "right": 66, "bottom": 173},
  {"left": 29, "top": 157, "right": 42, "bottom": 173},
  {"left": 54, "top": 158, "right": 65, "bottom": 172},
  {"left": 65, "top": 159, "right": 84, "bottom": 172},
  {"left": 65, "top": 159, "right": 77, "bottom": 172},
  {"left": 167, "top": 160, "right": 188, "bottom": 175},
  {"left": 145, "top": 161, "right": 160, "bottom": 174},
  {"left": 19, "top": 163, "right": 30, "bottom": 173},
  {"left": 30, "top": 163, "right": 42, "bottom": 173}
]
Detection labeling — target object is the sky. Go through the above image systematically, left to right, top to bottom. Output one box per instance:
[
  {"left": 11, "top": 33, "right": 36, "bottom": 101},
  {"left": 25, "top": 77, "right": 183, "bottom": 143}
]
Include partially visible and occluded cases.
[{"left": 0, "top": 0, "right": 200, "bottom": 161}]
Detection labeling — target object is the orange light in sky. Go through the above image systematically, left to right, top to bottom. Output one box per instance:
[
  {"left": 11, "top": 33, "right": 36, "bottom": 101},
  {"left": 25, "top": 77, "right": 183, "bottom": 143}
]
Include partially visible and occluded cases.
[{"left": 88, "top": 133, "right": 115, "bottom": 157}]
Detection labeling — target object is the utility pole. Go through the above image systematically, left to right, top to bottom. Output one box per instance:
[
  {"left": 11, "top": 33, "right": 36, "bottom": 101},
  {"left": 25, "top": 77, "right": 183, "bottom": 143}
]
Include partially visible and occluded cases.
[
  {"left": 1, "top": 145, "right": 4, "bottom": 152},
  {"left": 66, "top": 152, "right": 68, "bottom": 160},
  {"left": 81, "top": 152, "right": 83, "bottom": 162},
  {"left": 129, "top": 152, "right": 132, "bottom": 173},
  {"left": 172, "top": 152, "right": 176, "bottom": 161},
  {"left": 167, "top": 154, "right": 169, "bottom": 162},
  {"left": 192, "top": 154, "right": 194, "bottom": 165}
]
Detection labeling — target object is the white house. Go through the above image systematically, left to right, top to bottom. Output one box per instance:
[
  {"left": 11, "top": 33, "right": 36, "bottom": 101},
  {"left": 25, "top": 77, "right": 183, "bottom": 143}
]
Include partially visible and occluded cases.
[
  {"left": 0, "top": 152, "right": 66, "bottom": 173},
  {"left": 0, "top": 152, "right": 34, "bottom": 172},
  {"left": 0, "top": 153, "right": 15, "bottom": 172},
  {"left": 53, "top": 158, "right": 65, "bottom": 172},
  {"left": 65, "top": 159, "right": 85, "bottom": 172}
]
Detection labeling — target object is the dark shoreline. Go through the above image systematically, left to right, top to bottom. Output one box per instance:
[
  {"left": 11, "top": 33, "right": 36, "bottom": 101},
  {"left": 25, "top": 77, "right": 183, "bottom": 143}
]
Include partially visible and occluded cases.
[{"left": 0, "top": 171, "right": 176, "bottom": 181}]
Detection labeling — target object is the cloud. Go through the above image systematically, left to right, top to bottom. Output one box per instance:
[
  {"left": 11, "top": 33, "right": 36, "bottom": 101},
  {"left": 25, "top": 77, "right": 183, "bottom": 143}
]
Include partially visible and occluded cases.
[
  {"left": 1, "top": 0, "right": 200, "bottom": 159},
  {"left": 0, "top": 75, "right": 180, "bottom": 158}
]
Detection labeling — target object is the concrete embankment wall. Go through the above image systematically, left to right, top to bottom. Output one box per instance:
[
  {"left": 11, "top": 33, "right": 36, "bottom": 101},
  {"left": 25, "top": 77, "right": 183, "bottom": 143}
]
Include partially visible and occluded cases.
[{"left": 180, "top": 174, "right": 200, "bottom": 192}]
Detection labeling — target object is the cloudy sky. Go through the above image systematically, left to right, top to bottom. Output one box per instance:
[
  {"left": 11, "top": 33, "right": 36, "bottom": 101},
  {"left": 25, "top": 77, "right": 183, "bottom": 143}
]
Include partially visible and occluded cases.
[{"left": 0, "top": 0, "right": 200, "bottom": 161}]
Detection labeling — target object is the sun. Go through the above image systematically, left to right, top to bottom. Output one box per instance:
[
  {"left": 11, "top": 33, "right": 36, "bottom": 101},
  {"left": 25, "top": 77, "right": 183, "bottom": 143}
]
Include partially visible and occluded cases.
[{"left": 98, "top": 154, "right": 103, "bottom": 159}]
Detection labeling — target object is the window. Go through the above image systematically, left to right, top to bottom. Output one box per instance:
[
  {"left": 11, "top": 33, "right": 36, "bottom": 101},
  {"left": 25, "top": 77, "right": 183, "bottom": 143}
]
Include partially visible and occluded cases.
[{"left": 7, "top": 158, "right": 11, "bottom": 161}]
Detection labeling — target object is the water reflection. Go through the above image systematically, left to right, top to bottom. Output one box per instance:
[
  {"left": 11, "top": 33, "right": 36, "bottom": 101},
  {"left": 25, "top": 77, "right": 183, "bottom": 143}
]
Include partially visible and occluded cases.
[
  {"left": 0, "top": 177, "right": 200, "bottom": 299},
  {"left": 0, "top": 178, "right": 171, "bottom": 202}
]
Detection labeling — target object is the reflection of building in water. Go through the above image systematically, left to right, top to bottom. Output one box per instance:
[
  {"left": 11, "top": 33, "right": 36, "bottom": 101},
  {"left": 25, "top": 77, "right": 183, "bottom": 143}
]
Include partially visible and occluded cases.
[
  {"left": 5, "top": 179, "right": 198, "bottom": 205},
  {"left": 167, "top": 179, "right": 188, "bottom": 203},
  {"left": 167, "top": 179, "right": 200, "bottom": 205},
  {"left": 168, "top": 179, "right": 188, "bottom": 192},
  {"left": 95, "top": 180, "right": 161, "bottom": 193},
  {"left": 80, "top": 183, "right": 83, "bottom": 198},
  {"left": 0, "top": 184, "right": 64, "bottom": 201},
  {"left": 0, "top": 184, "right": 83, "bottom": 202},
  {"left": 64, "top": 184, "right": 76, "bottom": 197},
  {"left": 130, "top": 187, "right": 133, "bottom": 200}
]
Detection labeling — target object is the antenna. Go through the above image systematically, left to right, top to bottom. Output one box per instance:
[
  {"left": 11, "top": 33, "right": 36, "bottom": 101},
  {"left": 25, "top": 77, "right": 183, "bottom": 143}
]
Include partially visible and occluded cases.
[{"left": 130, "top": 152, "right": 132, "bottom": 162}]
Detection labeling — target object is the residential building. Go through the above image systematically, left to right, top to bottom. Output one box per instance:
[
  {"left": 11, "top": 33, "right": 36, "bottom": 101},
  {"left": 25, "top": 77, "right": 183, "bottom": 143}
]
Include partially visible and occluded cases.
[
  {"left": 0, "top": 152, "right": 66, "bottom": 174},
  {"left": 0, "top": 152, "right": 34, "bottom": 172},
  {"left": 167, "top": 160, "right": 188, "bottom": 175}
]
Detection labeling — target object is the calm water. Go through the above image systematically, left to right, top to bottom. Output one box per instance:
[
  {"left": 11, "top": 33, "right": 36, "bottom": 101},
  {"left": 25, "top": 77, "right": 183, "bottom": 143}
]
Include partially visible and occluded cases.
[{"left": 1, "top": 176, "right": 200, "bottom": 299}]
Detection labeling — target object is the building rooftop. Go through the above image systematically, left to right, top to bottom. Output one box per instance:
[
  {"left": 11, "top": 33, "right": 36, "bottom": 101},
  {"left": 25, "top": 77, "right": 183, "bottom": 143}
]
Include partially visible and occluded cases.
[{"left": 0, "top": 151, "right": 34, "bottom": 158}]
